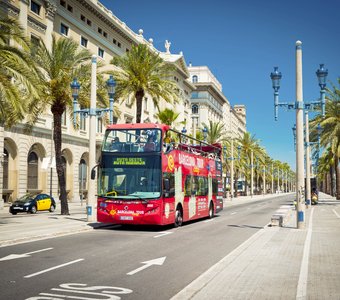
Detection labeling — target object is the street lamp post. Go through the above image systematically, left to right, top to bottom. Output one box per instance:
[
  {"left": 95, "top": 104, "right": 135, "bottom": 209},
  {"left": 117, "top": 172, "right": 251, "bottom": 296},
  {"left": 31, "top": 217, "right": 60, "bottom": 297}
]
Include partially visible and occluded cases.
[
  {"left": 270, "top": 41, "right": 328, "bottom": 229},
  {"left": 71, "top": 55, "right": 116, "bottom": 222},
  {"left": 107, "top": 75, "right": 116, "bottom": 125},
  {"left": 305, "top": 111, "right": 311, "bottom": 207},
  {"left": 181, "top": 127, "right": 187, "bottom": 144},
  {"left": 203, "top": 127, "right": 208, "bottom": 143},
  {"left": 250, "top": 150, "right": 254, "bottom": 197},
  {"left": 271, "top": 163, "right": 274, "bottom": 194},
  {"left": 262, "top": 165, "right": 266, "bottom": 195}
]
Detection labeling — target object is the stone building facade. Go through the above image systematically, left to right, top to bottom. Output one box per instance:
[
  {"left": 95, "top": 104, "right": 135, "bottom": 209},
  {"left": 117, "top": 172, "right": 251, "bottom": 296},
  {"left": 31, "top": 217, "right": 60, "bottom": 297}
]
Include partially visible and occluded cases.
[{"left": 0, "top": 0, "right": 246, "bottom": 209}]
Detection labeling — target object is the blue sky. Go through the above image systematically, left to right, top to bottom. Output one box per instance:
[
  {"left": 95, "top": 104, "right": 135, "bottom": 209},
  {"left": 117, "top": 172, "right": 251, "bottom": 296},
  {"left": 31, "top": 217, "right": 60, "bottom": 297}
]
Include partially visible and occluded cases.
[{"left": 100, "top": 0, "right": 340, "bottom": 170}]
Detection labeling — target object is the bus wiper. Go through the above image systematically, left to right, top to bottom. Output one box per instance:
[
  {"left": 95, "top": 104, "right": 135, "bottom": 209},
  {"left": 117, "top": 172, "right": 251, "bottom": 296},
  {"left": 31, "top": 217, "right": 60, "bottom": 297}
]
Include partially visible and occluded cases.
[
  {"left": 97, "top": 194, "right": 116, "bottom": 199},
  {"left": 128, "top": 194, "right": 148, "bottom": 203}
]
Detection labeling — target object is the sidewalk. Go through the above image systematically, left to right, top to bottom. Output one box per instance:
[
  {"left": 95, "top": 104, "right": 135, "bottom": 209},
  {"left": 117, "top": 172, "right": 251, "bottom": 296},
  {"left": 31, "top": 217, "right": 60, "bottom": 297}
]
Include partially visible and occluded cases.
[
  {"left": 172, "top": 192, "right": 340, "bottom": 300},
  {"left": 0, "top": 201, "right": 98, "bottom": 247}
]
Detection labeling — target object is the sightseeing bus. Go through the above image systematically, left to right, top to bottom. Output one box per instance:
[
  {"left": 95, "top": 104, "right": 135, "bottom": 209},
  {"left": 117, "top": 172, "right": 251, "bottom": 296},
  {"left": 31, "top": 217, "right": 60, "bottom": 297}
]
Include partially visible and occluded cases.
[{"left": 95, "top": 123, "right": 223, "bottom": 226}]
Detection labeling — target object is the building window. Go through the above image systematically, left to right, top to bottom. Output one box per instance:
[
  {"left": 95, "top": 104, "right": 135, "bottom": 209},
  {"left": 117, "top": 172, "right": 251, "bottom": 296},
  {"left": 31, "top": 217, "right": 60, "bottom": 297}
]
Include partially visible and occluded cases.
[
  {"left": 60, "top": 0, "right": 66, "bottom": 7},
  {"left": 30, "top": 1, "right": 41, "bottom": 15},
  {"left": 67, "top": 4, "right": 73, "bottom": 12},
  {"left": 80, "top": 14, "right": 86, "bottom": 22},
  {"left": 87, "top": 19, "right": 92, "bottom": 26},
  {"left": 60, "top": 23, "right": 69, "bottom": 36},
  {"left": 98, "top": 27, "right": 102, "bottom": 34},
  {"left": 103, "top": 32, "right": 107, "bottom": 38},
  {"left": 30, "top": 35, "right": 40, "bottom": 55},
  {"left": 80, "top": 36, "right": 88, "bottom": 48},
  {"left": 112, "top": 38, "right": 117, "bottom": 44},
  {"left": 118, "top": 42, "right": 121, "bottom": 48},
  {"left": 98, "top": 48, "right": 104, "bottom": 58},
  {"left": 192, "top": 75, "right": 198, "bottom": 83},
  {"left": 191, "top": 91, "right": 198, "bottom": 99},
  {"left": 144, "top": 98, "right": 148, "bottom": 111},
  {"left": 192, "top": 104, "right": 199, "bottom": 114},
  {"left": 62, "top": 112, "right": 67, "bottom": 126},
  {"left": 80, "top": 115, "right": 86, "bottom": 131},
  {"left": 97, "top": 118, "right": 103, "bottom": 133},
  {"left": 3, "top": 149, "right": 8, "bottom": 190},
  {"left": 27, "top": 152, "right": 38, "bottom": 190},
  {"left": 79, "top": 159, "right": 87, "bottom": 199}
]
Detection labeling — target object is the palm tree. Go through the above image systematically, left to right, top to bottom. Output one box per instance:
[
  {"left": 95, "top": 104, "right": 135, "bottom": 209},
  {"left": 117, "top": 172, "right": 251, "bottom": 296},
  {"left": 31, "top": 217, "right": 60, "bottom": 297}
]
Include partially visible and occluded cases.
[
  {"left": 0, "top": 17, "right": 39, "bottom": 126},
  {"left": 27, "top": 35, "right": 92, "bottom": 215},
  {"left": 110, "top": 44, "right": 178, "bottom": 123},
  {"left": 311, "top": 80, "right": 340, "bottom": 199},
  {"left": 155, "top": 108, "right": 181, "bottom": 127},
  {"left": 202, "top": 120, "right": 227, "bottom": 144},
  {"left": 237, "top": 132, "right": 260, "bottom": 195},
  {"left": 318, "top": 147, "right": 335, "bottom": 195}
]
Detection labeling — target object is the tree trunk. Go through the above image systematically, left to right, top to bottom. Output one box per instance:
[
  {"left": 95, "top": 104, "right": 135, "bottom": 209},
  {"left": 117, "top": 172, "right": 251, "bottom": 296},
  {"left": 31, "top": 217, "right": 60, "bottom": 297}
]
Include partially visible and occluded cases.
[
  {"left": 135, "top": 90, "right": 144, "bottom": 123},
  {"left": 52, "top": 109, "right": 69, "bottom": 215},
  {"left": 335, "top": 156, "right": 340, "bottom": 200},
  {"left": 330, "top": 165, "right": 336, "bottom": 197}
]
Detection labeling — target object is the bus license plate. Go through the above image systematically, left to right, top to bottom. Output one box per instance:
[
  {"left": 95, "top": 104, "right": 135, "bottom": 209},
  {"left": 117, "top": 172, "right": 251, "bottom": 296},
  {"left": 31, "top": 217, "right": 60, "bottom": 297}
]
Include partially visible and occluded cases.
[{"left": 120, "top": 216, "right": 133, "bottom": 220}]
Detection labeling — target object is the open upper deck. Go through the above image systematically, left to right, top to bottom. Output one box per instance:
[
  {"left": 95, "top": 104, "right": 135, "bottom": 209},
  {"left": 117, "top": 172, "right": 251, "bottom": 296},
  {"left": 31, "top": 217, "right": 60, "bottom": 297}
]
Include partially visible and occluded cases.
[{"left": 102, "top": 123, "right": 222, "bottom": 159}]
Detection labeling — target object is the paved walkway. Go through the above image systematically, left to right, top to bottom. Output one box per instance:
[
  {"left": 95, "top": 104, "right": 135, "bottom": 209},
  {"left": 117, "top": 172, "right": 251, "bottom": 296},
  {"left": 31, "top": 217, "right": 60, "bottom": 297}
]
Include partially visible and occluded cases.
[
  {"left": 172, "top": 192, "right": 340, "bottom": 300},
  {"left": 1, "top": 193, "right": 340, "bottom": 299}
]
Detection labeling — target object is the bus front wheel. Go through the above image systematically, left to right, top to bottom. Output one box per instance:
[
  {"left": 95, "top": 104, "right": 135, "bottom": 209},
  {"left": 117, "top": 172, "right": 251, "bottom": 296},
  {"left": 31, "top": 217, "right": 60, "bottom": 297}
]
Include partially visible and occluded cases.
[
  {"left": 209, "top": 202, "right": 214, "bottom": 219},
  {"left": 174, "top": 206, "right": 183, "bottom": 227}
]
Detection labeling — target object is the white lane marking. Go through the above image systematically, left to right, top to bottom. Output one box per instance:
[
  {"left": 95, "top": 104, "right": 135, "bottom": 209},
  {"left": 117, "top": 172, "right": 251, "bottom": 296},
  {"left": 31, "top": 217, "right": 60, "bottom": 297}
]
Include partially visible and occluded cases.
[
  {"left": 296, "top": 207, "right": 314, "bottom": 299},
  {"left": 333, "top": 209, "right": 340, "bottom": 219},
  {"left": 230, "top": 212, "right": 237, "bottom": 215},
  {"left": 153, "top": 231, "right": 173, "bottom": 238},
  {"left": 0, "top": 247, "right": 53, "bottom": 261},
  {"left": 127, "top": 257, "right": 166, "bottom": 276},
  {"left": 24, "top": 259, "right": 84, "bottom": 278}
]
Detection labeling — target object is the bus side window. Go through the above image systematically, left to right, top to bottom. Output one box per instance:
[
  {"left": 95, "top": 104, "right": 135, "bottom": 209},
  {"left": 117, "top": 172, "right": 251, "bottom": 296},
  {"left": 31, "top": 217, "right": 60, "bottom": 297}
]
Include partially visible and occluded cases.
[
  {"left": 163, "top": 173, "right": 175, "bottom": 198},
  {"left": 184, "top": 176, "right": 192, "bottom": 197},
  {"left": 191, "top": 176, "right": 198, "bottom": 196}
]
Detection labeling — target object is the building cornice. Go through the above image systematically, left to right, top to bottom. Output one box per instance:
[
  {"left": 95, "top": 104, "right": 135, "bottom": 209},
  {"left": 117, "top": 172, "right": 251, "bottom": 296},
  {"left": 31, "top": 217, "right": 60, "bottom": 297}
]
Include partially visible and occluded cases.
[
  {"left": 76, "top": 0, "right": 138, "bottom": 45},
  {"left": 0, "top": 1, "right": 20, "bottom": 17},
  {"left": 194, "top": 82, "right": 229, "bottom": 105}
]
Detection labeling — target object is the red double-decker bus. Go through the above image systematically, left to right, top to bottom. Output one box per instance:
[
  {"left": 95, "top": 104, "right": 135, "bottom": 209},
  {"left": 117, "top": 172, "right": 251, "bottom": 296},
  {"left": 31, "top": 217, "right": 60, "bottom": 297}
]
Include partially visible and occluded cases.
[{"left": 96, "top": 123, "right": 223, "bottom": 226}]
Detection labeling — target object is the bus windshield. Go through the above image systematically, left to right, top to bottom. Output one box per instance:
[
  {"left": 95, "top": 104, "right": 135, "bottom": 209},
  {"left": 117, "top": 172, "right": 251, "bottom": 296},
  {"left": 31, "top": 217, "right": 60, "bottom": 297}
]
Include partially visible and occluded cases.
[
  {"left": 102, "top": 129, "right": 162, "bottom": 153},
  {"left": 98, "top": 154, "right": 161, "bottom": 200}
]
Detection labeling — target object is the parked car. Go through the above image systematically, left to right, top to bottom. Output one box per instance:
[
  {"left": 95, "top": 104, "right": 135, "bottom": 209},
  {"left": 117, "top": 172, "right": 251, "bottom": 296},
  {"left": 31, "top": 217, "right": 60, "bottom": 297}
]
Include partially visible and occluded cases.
[{"left": 9, "top": 193, "right": 56, "bottom": 215}]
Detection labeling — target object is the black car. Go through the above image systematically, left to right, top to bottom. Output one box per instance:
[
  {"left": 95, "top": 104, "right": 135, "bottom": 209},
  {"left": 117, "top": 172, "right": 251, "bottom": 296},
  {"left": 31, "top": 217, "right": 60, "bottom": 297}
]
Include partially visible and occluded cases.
[{"left": 9, "top": 193, "right": 56, "bottom": 215}]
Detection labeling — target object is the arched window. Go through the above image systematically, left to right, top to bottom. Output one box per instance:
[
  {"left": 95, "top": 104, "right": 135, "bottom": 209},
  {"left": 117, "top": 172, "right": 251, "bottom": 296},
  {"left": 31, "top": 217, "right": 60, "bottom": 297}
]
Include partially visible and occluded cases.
[
  {"left": 192, "top": 75, "right": 198, "bottom": 83},
  {"left": 192, "top": 104, "right": 199, "bottom": 114},
  {"left": 3, "top": 149, "right": 8, "bottom": 189},
  {"left": 27, "top": 152, "right": 38, "bottom": 189},
  {"left": 79, "top": 159, "right": 87, "bottom": 200}
]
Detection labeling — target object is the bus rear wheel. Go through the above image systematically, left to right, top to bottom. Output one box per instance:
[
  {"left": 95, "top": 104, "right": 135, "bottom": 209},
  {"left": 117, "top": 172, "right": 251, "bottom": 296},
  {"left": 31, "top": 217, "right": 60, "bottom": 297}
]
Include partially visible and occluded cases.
[
  {"left": 209, "top": 202, "right": 214, "bottom": 219},
  {"left": 174, "top": 207, "right": 183, "bottom": 227}
]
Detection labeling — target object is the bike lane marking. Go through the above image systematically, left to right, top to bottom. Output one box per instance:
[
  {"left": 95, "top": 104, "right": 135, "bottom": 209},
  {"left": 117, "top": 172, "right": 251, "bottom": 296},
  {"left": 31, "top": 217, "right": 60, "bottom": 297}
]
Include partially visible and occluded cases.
[
  {"left": 296, "top": 207, "right": 314, "bottom": 300},
  {"left": 24, "top": 258, "right": 84, "bottom": 278}
]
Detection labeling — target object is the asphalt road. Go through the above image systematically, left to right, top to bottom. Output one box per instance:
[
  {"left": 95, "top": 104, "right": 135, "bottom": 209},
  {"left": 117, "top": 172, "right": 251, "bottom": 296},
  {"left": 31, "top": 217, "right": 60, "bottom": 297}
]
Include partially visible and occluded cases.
[{"left": 0, "top": 194, "right": 293, "bottom": 300}]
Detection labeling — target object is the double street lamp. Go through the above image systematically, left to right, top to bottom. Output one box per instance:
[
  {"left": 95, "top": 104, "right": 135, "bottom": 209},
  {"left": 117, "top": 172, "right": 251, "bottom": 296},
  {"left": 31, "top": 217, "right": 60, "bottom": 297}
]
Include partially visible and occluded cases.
[
  {"left": 270, "top": 41, "right": 328, "bottom": 229},
  {"left": 70, "top": 55, "right": 116, "bottom": 222}
]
